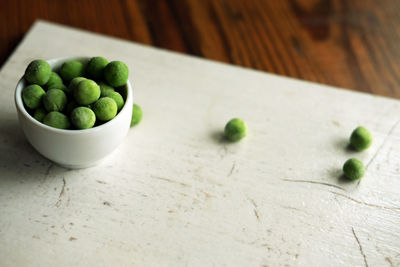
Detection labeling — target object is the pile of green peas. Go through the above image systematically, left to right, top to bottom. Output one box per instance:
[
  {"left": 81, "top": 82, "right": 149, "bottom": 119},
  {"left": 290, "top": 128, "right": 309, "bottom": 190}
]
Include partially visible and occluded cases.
[{"left": 22, "top": 57, "right": 141, "bottom": 130}]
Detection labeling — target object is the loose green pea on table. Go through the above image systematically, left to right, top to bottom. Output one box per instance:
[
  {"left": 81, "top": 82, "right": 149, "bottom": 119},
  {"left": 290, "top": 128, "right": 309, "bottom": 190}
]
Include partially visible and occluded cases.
[
  {"left": 21, "top": 57, "right": 133, "bottom": 130},
  {"left": 130, "top": 104, "right": 143, "bottom": 127},
  {"left": 224, "top": 118, "right": 247, "bottom": 142},
  {"left": 341, "top": 126, "right": 373, "bottom": 181},
  {"left": 350, "top": 126, "right": 372, "bottom": 151},
  {"left": 343, "top": 158, "right": 365, "bottom": 180}
]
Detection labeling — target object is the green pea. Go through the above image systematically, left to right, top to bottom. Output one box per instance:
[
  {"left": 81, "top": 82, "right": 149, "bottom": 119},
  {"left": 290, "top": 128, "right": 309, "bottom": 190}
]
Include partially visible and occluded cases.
[
  {"left": 86, "top": 57, "right": 108, "bottom": 80},
  {"left": 24, "top": 59, "right": 51, "bottom": 86},
  {"left": 59, "top": 60, "right": 85, "bottom": 83},
  {"left": 103, "top": 61, "right": 129, "bottom": 87},
  {"left": 44, "top": 72, "right": 63, "bottom": 90},
  {"left": 68, "top": 77, "right": 86, "bottom": 95},
  {"left": 73, "top": 79, "right": 100, "bottom": 105},
  {"left": 99, "top": 82, "right": 115, "bottom": 97},
  {"left": 22, "top": 84, "right": 46, "bottom": 109},
  {"left": 48, "top": 84, "right": 68, "bottom": 95},
  {"left": 43, "top": 89, "right": 67, "bottom": 112},
  {"left": 104, "top": 91, "right": 124, "bottom": 111},
  {"left": 93, "top": 97, "right": 117, "bottom": 121},
  {"left": 130, "top": 103, "right": 142, "bottom": 127},
  {"left": 71, "top": 107, "right": 96, "bottom": 129},
  {"left": 33, "top": 108, "right": 47, "bottom": 122},
  {"left": 43, "top": 111, "right": 70, "bottom": 129},
  {"left": 224, "top": 118, "right": 247, "bottom": 142},
  {"left": 350, "top": 126, "right": 372, "bottom": 151},
  {"left": 343, "top": 158, "right": 365, "bottom": 180}
]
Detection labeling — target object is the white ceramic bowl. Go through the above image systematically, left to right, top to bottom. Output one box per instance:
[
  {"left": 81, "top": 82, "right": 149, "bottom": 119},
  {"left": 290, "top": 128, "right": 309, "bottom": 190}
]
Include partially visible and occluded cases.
[{"left": 15, "top": 56, "right": 133, "bottom": 169}]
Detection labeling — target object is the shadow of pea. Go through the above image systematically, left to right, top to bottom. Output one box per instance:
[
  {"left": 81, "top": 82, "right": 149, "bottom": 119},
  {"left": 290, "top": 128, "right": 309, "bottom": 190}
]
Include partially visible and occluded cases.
[
  {"left": 209, "top": 130, "right": 231, "bottom": 144},
  {"left": 334, "top": 137, "right": 358, "bottom": 153},
  {"left": 325, "top": 166, "right": 358, "bottom": 192}
]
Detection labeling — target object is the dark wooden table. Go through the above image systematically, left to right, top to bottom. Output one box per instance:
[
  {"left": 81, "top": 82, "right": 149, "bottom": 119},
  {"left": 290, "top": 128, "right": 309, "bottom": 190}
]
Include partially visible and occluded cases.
[{"left": 1, "top": 0, "right": 400, "bottom": 97}]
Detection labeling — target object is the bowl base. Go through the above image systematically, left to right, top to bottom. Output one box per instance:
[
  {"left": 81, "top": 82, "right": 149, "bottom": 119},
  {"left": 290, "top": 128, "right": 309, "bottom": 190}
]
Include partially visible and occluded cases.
[{"left": 54, "top": 159, "right": 104, "bottom": 169}]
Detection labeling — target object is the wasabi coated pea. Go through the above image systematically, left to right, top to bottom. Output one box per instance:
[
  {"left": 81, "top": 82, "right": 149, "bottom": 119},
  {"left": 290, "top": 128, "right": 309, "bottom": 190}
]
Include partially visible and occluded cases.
[
  {"left": 86, "top": 57, "right": 108, "bottom": 80},
  {"left": 24, "top": 59, "right": 51, "bottom": 86},
  {"left": 60, "top": 60, "right": 85, "bottom": 83},
  {"left": 103, "top": 61, "right": 129, "bottom": 87},
  {"left": 44, "top": 72, "right": 63, "bottom": 90},
  {"left": 69, "top": 77, "right": 86, "bottom": 94},
  {"left": 69, "top": 77, "right": 86, "bottom": 88},
  {"left": 74, "top": 79, "right": 100, "bottom": 105},
  {"left": 99, "top": 82, "right": 115, "bottom": 97},
  {"left": 22, "top": 84, "right": 46, "bottom": 109},
  {"left": 43, "top": 89, "right": 67, "bottom": 112},
  {"left": 105, "top": 91, "right": 124, "bottom": 111},
  {"left": 93, "top": 97, "right": 117, "bottom": 121},
  {"left": 131, "top": 103, "right": 142, "bottom": 127},
  {"left": 71, "top": 107, "right": 96, "bottom": 129},
  {"left": 33, "top": 108, "right": 47, "bottom": 122},
  {"left": 43, "top": 111, "right": 70, "bottom": 129},
  {"left": 224, "top": 118, "right": 247, "bottom": 142},
  {"left": 350, "top": 126, "right": 372, "bottom": 151},
  {"left": 343, "top": 158, "right": 365, "bottom": 180}
]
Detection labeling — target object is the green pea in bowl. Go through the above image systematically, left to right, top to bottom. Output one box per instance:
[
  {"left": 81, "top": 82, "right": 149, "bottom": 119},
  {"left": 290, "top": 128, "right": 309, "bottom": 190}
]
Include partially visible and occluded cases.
[{"left": 14, "top": 56, "right": 133, "bottom": 169}]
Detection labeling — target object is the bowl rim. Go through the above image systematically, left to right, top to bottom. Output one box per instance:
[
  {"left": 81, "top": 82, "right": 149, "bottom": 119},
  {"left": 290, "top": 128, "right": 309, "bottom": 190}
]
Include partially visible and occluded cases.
[{"left": 15, "top": 56, "right": 133, "bottom": 135}]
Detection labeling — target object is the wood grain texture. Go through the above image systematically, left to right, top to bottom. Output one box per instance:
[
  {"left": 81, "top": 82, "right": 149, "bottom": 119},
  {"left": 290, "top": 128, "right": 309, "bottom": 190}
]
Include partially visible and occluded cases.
[
  {"left": 1, "top": 0, "right": 400, "bottom": 96},
  {"left": 0, "top": 21, "right": 399, "bottom": 267}
]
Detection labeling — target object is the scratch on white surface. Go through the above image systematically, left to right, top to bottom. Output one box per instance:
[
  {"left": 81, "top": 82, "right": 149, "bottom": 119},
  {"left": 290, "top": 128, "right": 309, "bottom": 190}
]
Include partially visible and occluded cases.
[
  {"left": 366, "top": 119, "right": 400, "bottom": 170},
  {"left": 227, "top": 161, "right": 236, "bottom": 177},
  {"left": 44, "top": 163, "right": 54, "bottom": 178},
  {"left": 150, "top": 175, "right": 191, "bottom": 188},
  {"left": 55, "top": 177, "right": 66, "bottom": 207},
  {"left": 59, "top": 177, "right": 66, "bottom": 198},
  {"left": 281, "top": 178, "right": 345, "bottom": 191},
  {"left": 198, "top": 189, "right": 215, "bottom": 199},
  {"left": 332, "top": 191, "right": 400, "bottom": 211},
  {"left": 247, "top": 198, "right": 260, "bottom": 222},
  {"left": 280, "top": 205, "right": 302, "bottom": 212},
  {"left": 352, "top": 227, "right": 369, "bottom": 267},
  {"left": 385, "top": 257, "right": 394, "bottom": 267}
]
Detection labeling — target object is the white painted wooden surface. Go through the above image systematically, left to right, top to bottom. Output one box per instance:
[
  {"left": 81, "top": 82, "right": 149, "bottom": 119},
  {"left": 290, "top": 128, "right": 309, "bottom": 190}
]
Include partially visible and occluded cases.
[{"left": 0, "top": 21, "right": 399, "bottom": 267}]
